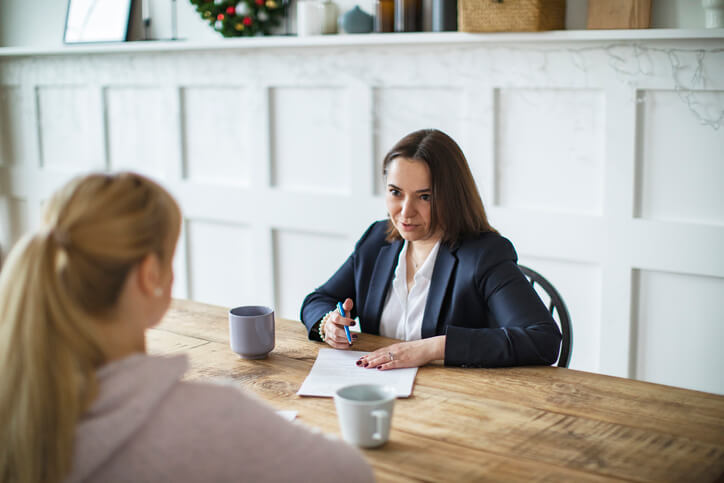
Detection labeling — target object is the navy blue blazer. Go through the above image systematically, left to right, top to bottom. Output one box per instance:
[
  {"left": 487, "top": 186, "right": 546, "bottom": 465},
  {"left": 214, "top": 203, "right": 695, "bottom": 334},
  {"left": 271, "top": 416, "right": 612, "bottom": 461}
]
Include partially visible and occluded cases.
[{"left": 300, "top": 221, "right": 561, "bottom": 367}]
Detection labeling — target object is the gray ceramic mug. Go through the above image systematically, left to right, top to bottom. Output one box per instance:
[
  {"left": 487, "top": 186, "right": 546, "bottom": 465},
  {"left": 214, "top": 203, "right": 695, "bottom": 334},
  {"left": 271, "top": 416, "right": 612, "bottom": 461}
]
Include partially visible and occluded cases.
[{"left": 228, "top": 306, "right": 275, "bottom": 359}]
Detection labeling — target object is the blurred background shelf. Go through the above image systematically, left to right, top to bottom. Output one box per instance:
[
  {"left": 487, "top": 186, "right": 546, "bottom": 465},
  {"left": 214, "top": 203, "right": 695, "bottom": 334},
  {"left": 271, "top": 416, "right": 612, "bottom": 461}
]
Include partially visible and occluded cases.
[{"left": 1, "top": 29, "right": 722, "bottom": 57}]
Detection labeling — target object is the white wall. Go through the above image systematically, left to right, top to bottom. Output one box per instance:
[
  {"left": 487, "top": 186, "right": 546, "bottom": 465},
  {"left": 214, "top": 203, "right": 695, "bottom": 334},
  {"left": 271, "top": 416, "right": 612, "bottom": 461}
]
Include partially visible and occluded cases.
[
  {"left": 0, "top": 0, "right": 710, "bottom": 48},
  {"left": 1, "top": 32, "right": 722, "bottom": 394}
]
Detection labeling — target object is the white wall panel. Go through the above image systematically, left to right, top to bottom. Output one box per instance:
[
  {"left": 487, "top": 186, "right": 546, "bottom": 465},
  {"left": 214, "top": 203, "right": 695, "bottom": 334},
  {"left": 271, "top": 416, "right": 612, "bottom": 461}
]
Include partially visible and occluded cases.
[
  {"left": 1, "top": 35, "right": 722, "bottom": 393},
  {"left": 0, "top": 86, "right": 30, "bottom": 165},
  {"left": 37, "top": 86, "right": 100, "bottom": 171},
  {"left": 182, "top": 86, "right": 250, "bottom": 184},
  {"left": 106, "top": 87, "right": 175, "bottom": 178},
  {"left": 270, "top": 87, "right": 348, "bottom": 193},
  {"left": 372, "top": 87, "right": 464, "bottom": 194},
  {"left": 495, "top": 89, "right": 605, "bottom": 214},
  {"left": 636, "top": 89, "right": 724, "bottom": 226},
  {"left": 0, "top": 197, "right": 30, "bottom": 259},
  {"left": 185, "top": 219, "right": 255, "bottom": 308},
  {"left": 171, "top": 220, "right": 189, "bottom": 300},
  {"left": 274, "top": 229, "right": 352, "bottom": 321},
  {"left": 518, "top": 256, "right": 602, "bottom": 373},
  {"left": 634, "top": 269, "right": 724, "bottom": 394}
]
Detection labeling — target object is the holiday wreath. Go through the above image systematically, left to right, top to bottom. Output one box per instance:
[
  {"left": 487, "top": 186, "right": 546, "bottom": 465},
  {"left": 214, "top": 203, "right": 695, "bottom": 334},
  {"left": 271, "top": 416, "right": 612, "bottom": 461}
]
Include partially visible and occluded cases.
[{"left": 190, "top": 0, "right": 287, "bottom": 37}]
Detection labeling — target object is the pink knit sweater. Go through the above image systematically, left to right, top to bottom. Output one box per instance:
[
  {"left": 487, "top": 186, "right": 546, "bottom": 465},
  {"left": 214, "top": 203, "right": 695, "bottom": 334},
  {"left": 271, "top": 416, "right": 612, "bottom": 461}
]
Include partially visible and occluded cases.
[{"left": 65, "top": 353, "right": 374, "bottom": 482}]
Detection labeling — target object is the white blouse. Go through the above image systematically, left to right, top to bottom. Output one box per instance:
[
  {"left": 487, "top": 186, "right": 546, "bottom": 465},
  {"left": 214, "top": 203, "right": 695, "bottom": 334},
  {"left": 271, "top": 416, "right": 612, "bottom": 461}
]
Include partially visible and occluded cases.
[{"left": 378, "top": 240, "right": 441, "bottom": 341}]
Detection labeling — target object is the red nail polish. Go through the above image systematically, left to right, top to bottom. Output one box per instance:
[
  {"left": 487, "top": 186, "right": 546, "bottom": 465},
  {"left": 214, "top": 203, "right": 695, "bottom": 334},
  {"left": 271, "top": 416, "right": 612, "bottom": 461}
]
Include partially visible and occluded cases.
[
  {"left": 356, "top": 360, "right": 362, "bottom": 366},
  {"left": 363, "top": 362, "right": 369, "bottom": 367},
  {"left": 377, "top": 366, "right": 382, "bottom": 370}
]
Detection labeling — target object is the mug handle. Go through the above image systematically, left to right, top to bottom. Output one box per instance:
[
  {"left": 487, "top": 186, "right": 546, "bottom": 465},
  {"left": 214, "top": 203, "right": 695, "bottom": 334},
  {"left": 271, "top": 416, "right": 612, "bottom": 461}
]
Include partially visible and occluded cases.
[{"left": 371, "top": 409, "right": 388, "bottom": 441}]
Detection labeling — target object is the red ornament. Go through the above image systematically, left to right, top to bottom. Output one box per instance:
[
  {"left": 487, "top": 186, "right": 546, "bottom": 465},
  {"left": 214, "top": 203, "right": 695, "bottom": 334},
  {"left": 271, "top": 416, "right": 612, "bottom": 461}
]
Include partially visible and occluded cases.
[
  {"left": 255, "top": 0, "right": 264, "bottom": 5},
  {"left": 226, "top": 6, "right": 235, "bottom": 14},
  {"left": 217, "top": 13, "right": 225, "bottom": 20},
  {"left": 243, "top": 16, "right": 253, "bottom": 25}
]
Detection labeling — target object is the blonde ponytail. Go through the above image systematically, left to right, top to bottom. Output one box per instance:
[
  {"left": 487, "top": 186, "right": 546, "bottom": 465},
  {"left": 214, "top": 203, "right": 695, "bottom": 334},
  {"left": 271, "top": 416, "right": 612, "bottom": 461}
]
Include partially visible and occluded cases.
[{"left": 0, "top": 173, "right": 180, "bottom": 483}]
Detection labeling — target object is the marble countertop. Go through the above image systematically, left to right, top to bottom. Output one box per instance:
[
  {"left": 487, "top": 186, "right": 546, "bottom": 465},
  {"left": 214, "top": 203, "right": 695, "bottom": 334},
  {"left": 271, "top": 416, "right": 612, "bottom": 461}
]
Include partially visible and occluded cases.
[{"left": 1, "top": 29, "right": 722, "bottom": 57}]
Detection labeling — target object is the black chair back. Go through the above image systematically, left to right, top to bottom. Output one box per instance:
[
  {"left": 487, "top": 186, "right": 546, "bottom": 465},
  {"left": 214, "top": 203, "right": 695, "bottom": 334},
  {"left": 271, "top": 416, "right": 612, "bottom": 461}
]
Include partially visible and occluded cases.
[{"left": 518, "top": 265, "right": 572, "bottom": 368}]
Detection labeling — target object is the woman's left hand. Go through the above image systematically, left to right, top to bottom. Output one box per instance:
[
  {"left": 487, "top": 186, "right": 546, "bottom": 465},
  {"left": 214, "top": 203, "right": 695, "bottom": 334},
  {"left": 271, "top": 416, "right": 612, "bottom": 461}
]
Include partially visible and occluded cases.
[{"left": 357, "top": 336, "right": 446, "bottom": 370}]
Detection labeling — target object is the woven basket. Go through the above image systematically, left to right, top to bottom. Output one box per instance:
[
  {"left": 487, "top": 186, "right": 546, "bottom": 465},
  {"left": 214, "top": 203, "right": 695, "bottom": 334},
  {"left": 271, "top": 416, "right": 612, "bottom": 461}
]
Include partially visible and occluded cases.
[{"left": 459, "top": 0, "right": 566, "bottom": 32}]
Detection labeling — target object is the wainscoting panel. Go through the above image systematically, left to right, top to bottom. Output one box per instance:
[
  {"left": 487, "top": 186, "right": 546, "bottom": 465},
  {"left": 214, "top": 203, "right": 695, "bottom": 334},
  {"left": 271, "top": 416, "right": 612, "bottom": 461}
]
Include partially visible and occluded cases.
[
  {"left": 1, "top": 33, "right": 722, "bottom": 393},
  {"left": 0, "top": 86, "right": 31, "bottom": 165},
  {"left": 37, "top": 86, "right": 102, "bottom": 171},
  {"left": 105, "top": 86, "right": 178, "bottom": 177},
  {"left": 181, "top": 86, "right": 251, "bottom": 184},
  {"left": 270, "top": 86, "right": 349, "bottom": 194},
  {"left": 373, "top": 87, "right": 465, "bottom": 194},
  {"left": 495, "top": 88, "right": 605, "bottom": 215},
  {"left": 636, "top": 89, "right": 724, "bottom": 226},
  {"left": 0, "top": 197, "right": 30, "bottom": 253},
  {"left": 185, "top": 219, "right": 255, "bottom": 308},
  {"left": 273, "top": 229, "right": 353, "bottom": 323},
  {"left": 518, "top": 256, "right": 602, "bottom": 373},
  {"left": 634, "top": 269, "right": 724, "bottom": 394}
]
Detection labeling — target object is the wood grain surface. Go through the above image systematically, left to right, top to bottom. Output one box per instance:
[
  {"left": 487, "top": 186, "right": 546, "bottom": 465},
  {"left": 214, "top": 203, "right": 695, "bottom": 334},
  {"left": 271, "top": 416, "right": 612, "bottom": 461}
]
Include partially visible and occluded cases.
[{"left": 148, "top": 299, "right": 724, "bottom": 482}]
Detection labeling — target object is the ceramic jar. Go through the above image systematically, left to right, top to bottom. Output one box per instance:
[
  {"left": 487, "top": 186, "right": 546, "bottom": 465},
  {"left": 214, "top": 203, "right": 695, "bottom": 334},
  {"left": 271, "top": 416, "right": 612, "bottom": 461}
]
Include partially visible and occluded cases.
[
  {"left": 297, "top": 0, "right": 338, "bottom": 35},
  {"left": 702, "top": 0, "right": 724, "bottom": 28},
  {"left": 339, "top": 5, "right": 373, "bottom": 33}
]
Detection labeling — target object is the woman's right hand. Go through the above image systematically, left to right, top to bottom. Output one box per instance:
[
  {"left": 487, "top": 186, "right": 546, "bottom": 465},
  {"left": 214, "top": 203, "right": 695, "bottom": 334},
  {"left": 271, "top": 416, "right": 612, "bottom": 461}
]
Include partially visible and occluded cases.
[{"left": 322, "top": 298, "right": 357, "bottom": 349}]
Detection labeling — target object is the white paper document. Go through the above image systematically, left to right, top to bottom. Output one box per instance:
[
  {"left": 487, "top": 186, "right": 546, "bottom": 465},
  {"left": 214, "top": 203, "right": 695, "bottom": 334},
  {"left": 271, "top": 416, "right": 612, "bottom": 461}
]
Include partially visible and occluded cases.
[{"left": 297, "top": 349, "right": 418, "bottom": 398}]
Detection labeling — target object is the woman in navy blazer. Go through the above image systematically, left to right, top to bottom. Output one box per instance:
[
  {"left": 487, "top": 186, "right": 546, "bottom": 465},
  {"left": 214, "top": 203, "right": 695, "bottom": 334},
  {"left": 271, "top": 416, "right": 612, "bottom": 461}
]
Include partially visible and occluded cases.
[{"left": 300, "top": 129, "right": 561, "bottom": 369}]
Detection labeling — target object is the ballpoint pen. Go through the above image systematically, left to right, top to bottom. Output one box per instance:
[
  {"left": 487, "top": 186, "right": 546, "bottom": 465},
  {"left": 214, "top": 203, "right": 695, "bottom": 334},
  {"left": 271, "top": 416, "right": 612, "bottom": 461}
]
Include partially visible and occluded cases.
[{"left": 337, "top": 301, "right": 352, "bottom": 345}]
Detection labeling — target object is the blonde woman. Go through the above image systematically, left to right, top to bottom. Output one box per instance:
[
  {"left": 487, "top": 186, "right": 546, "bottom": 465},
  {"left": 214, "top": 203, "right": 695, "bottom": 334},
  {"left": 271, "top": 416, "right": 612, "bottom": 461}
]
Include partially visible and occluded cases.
[{"left": 0, "top": 173, "right": 372, "bottom": 483}]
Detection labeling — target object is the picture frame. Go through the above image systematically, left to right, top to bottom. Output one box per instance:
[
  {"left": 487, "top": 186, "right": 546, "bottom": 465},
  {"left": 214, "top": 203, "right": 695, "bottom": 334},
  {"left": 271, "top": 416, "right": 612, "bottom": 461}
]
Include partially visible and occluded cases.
[{"left": 63, "top": 0, "right": 134, "bottom": 44}]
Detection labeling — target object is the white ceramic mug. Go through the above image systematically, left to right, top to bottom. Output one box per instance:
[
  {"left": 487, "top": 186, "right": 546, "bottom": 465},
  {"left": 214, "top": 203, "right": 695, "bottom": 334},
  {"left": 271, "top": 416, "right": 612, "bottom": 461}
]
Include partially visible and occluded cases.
[{"left": 334, "top": 384, "right": 396, "bottom": 448}]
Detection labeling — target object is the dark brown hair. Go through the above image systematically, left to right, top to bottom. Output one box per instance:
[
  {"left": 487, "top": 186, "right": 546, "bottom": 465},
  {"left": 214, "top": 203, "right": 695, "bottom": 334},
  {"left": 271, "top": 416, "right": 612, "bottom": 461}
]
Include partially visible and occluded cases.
[{"left": 382, "top": 129, "right": 497, "bottom": 245}]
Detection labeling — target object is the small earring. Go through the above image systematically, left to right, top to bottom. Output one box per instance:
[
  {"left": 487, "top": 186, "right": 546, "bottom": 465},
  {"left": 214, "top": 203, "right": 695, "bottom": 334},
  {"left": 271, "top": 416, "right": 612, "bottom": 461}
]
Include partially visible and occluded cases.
[{"left": 154, "top": 287, "right": 163, "bottom": 297}]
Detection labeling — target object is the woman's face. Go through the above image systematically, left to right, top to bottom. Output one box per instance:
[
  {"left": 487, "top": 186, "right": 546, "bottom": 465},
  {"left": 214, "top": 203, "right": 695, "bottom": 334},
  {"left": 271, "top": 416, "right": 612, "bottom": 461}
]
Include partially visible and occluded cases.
[{"left": 385, "top": 157, "right": 439, "bottom": 243}]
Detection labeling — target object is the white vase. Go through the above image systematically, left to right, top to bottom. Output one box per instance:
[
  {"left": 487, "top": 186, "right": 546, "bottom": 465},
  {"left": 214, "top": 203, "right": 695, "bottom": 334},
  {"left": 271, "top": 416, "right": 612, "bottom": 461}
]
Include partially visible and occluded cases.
[
  {"left": 297, "top": 0, "right": 325, "bottom": 36},
  {"left": 297, "top": 0, "right": 338, "bottom": 35},
  {"left": 322, "top": 0, "right": 339, "bottom": 34},
  {"left": 702, "top": 0, "right": 724, "bottom": 28}
]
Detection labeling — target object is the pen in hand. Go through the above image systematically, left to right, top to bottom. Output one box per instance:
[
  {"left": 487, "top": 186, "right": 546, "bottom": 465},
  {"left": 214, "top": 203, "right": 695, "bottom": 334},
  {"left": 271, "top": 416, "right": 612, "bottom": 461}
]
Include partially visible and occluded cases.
[{"left": 337, "top": 301, "right": 352, "bottom": 345}]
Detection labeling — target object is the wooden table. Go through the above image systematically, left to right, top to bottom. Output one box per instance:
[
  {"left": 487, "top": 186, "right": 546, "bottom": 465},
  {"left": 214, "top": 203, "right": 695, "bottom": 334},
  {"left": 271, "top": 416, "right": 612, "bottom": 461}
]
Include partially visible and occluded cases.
[{"left": 148, "top": 299, "right": 724, "bottom": 482}]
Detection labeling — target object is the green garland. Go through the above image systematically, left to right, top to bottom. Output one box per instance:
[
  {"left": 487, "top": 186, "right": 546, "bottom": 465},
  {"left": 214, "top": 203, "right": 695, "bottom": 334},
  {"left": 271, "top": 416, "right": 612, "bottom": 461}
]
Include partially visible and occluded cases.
[{"left": 190, "top": 0, "right": 286, "bottom": 37}]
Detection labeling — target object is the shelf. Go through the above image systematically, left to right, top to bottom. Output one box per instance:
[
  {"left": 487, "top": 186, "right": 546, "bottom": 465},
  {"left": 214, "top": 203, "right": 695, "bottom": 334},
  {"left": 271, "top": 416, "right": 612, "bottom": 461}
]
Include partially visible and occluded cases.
[{"left": 1, "top": 29, "right": 722, "bottom": 58}]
